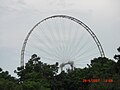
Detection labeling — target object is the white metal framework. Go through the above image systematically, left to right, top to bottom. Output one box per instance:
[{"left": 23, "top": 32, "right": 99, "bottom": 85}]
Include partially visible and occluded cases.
[{"left": 21, "top": 15, "right": 105, "bottom": 69}]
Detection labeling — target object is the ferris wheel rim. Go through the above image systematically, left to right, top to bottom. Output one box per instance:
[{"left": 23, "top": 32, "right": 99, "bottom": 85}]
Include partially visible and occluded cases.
[{"left": 21, "top": 15, "right": 105, "bottom": 67}]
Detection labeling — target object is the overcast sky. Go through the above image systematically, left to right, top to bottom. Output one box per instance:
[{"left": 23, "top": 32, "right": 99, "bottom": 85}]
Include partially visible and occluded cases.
[{"left": 0, "top": 0, "right": 120, "bottom": 76}]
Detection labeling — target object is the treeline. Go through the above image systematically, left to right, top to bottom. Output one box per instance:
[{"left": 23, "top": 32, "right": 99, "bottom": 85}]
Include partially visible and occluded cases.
[{"left": 0, "top": 47, "right": 120, "bottom": 90}]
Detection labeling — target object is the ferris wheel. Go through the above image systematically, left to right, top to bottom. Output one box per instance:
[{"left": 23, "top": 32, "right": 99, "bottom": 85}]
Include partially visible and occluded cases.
[{"left": 21, "top": 15, "right": 105, "bottom": 70}]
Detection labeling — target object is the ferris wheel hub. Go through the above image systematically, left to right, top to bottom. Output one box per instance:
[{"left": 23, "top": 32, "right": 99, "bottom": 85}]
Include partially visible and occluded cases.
[{"left": 60, "top": 61, "right": 74, "bottom": 71}]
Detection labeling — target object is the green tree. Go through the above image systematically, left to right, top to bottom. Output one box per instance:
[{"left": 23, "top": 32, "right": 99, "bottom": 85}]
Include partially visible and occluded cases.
[
  {"left": 114, "top": 47, "right": 120, "bottom": 74},
  {"left": 15, "top": 54, "right": 59, "bottom": 90},
  {"left": 0, "top": 68, "right": 18, "bottom": 90}
]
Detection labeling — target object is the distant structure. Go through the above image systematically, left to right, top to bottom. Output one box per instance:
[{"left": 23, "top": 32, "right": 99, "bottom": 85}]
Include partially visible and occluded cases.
[
  {"left": 21, "top": 15, "right": 105, "bottom": 71},
  {"left": 60, "top": 61, "right": 74, "bottom": 71}
]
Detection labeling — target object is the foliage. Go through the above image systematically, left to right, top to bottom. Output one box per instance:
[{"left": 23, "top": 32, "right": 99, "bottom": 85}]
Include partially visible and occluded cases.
[{"left": 0, "top": 47, "right": 120, "bottom": 90}]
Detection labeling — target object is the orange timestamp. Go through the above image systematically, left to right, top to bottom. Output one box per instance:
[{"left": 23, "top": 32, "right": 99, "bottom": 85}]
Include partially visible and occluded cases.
[{"left": 82, "top": 79, "right": 113, "bottom": 83}]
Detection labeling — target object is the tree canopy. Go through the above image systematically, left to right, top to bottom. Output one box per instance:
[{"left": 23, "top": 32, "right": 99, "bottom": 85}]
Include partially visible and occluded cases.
[{"left": 0, "top": 47, "right": 120, "bottom": 90}]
